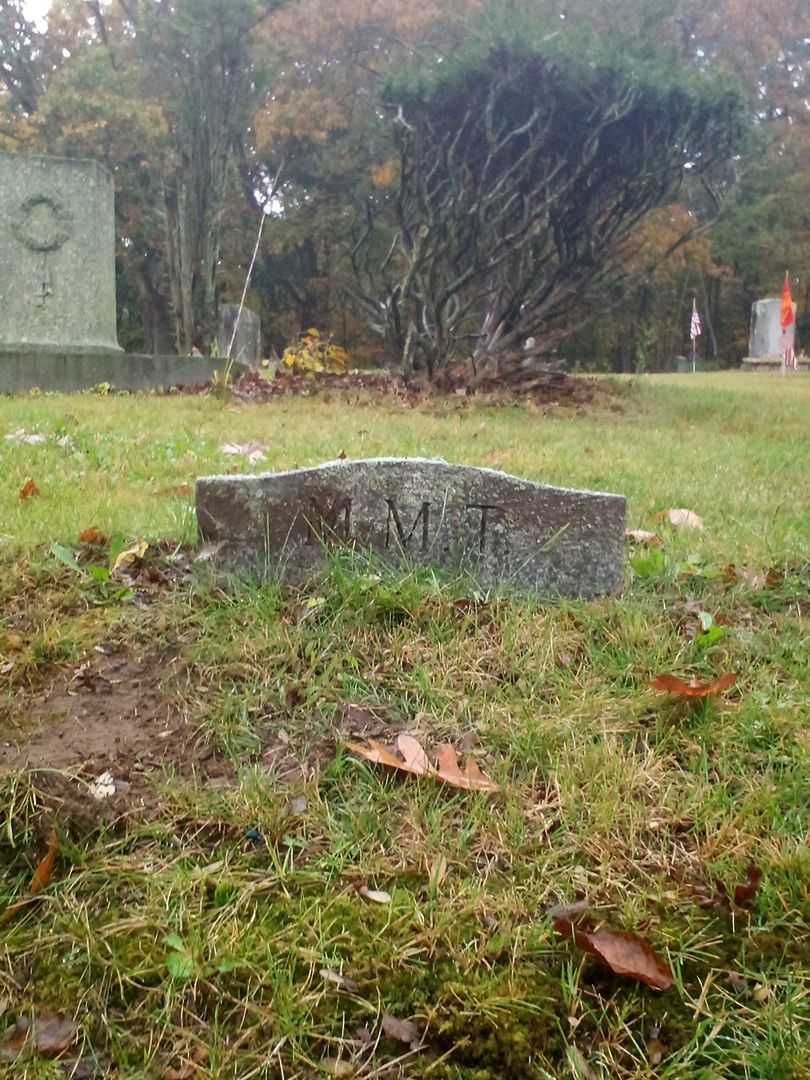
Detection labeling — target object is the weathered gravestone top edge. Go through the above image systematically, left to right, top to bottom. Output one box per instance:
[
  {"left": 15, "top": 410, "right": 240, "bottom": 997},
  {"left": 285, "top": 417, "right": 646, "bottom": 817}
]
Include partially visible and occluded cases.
[
  {"left": 197, "top": 457, "right": 626, "bottom": 502},
  {"left": 196, "top": 458, "right": 627, "bottom": 598}
]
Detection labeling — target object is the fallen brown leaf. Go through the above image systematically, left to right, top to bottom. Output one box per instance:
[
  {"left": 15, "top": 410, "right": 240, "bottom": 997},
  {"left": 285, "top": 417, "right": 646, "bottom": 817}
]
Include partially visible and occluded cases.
[
  {"left": 221, "top": 441, "right": 267, "bottom": 464},
  {"left": 19, "top": 478, "right": 40, "bottom": 501},
  {"left": 658, "top": 507, "right": 704, "bottom": 530},
  {"left": 79, "top": 527, "right": 108, "bottom": 545},
  {"left": 625, "top": 529, "right": 663, "bottom": 546},
  {"left": 111, "top": 540, "right": 149, "bottom": 576},
  {"left": 724, "top": 564, "right": 784, "bottom": 590},
  {"left": 651, "top": 673, "right": 737, "bottom": 698},
  {"left": 396, "top": 733, "right": 432, "bottom": 774},
  {"left": 349, "top": 736, "right": 499, "bottom": 793},
  {"left": 347, "top": 738, "right": 429, "bottom": 778},
  {"left": 435, "top": 743, "right": 500, "bottom": 793},
  {"left": 2, "top": 827, "right": 59, "bottom": 924},
  {"left": 733, "top": 865, "right": 763, "bottom": 909},
  {"left": 357, "top": 884, "right": 392, "bottom": 905},
  {"left": 547, "top": 899, "right": 591, "bottom": 923},
  {"left": 552, "top": 908, "right": 673, "bottom": 991},
  {"left": 320, "top": 969, "right": 359, "bottom": 993},
  {"left": 0, "top": 1012, "right": 77, "bottom": 1062},
  {"left": 381, "top": 1014, "right": 419, "bottom": 1044},
  {"left": 647, "top": 1037, "right": 666, "bottom": 1065},
  {"left": 166, "top": 1045, "right": 209, "bottom": 1079},
  {"left": 60, "top": 1053, "right": 106, "bottom": 1079},
  {"left": 165, "top": 1063, "right": 199, "bottom": 1080}
]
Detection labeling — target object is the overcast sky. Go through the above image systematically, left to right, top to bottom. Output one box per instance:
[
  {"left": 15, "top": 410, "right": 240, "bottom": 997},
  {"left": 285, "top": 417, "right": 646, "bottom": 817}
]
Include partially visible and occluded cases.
[{"left": 24, "top": 0, "right": 51, "bottom": 21}]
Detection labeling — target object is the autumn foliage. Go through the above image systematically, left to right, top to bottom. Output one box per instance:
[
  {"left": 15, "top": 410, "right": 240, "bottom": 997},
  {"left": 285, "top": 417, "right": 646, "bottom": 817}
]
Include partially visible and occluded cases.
[{"left": 1, "top": 0, "right": 807, "bottom": 369}]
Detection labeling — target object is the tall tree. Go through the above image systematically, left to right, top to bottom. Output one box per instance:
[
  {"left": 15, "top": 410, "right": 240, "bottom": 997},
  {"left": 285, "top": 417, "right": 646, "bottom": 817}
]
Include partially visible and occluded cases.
[
  {"left": 0, "top": 0, "right": 45, "bottom": 115},
  {"left": 115, "top": 0, "right": 284, "bottom": 352},
  {"left": 348, "top": 23, "right": 746, "bottom": 376}
]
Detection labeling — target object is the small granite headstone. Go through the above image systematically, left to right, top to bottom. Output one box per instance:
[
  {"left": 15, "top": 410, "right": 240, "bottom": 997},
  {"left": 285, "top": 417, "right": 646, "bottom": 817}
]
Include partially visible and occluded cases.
[
  {"left": 0, "top": 151, "right": 120, "bottom": 354},
  {"left": 742, "top": 297, "right": 799, "bottom": 370},
  {"left": 749, "top": 299, "right": 785, "bottom": 359},
  {"left": 218, "top": 303, "right": 262, "bottom": 367},
  {"left": 196, "top": 458, "right": 626, "bottom": 597}
]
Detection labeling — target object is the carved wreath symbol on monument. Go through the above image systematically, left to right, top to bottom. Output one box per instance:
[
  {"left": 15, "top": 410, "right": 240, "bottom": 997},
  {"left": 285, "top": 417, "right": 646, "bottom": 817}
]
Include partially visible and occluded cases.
[{"left": 13, "top": 194, "right": 74, "bottom": 252}]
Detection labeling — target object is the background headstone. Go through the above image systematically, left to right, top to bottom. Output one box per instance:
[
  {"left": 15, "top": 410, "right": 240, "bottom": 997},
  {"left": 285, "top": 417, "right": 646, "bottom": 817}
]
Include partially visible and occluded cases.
[
  {"left": 0, "top": 152, "right": 120, "bottom": 353},
  {"left": 748, "top": 298, "right": 796, "bottom": 359},
  {"left": 218, "top": 303, "right": 262, "bottom": 367},
  {"left": 196, "top": 458, "right": 626, "bottom": 598}
]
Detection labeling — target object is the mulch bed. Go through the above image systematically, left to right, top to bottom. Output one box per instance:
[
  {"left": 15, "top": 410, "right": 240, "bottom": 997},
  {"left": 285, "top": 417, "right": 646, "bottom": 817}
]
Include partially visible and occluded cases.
[{"left": 178, "top": 366, "right": 618, "bottom": 410}]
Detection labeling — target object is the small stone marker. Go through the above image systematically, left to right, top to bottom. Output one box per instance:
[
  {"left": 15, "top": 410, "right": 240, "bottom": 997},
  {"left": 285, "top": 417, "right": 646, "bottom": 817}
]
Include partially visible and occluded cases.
[
  {"left": 742, "top": 297, "right": 799, "bottom": 370},
  {"left": 749, "top": 298, "right": 788, "bottom": 359},
  {"left": 218, "top": 303, "right": 262, "bottom": 367},
  {"left": 196, "top": 458, "right": 626, "bottom": 597}
]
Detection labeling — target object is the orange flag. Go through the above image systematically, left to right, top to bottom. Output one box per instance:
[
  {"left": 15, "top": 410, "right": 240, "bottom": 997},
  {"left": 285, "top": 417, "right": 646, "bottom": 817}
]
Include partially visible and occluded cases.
[{"left": 781, "top": 272, "right": 795, "bottom": 329}]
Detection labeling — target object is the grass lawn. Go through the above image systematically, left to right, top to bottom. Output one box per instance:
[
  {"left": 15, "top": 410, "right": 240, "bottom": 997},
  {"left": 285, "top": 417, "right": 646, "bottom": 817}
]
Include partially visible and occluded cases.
[{"left": 1, "top": 373, "right": 809, "bottom": 1078}]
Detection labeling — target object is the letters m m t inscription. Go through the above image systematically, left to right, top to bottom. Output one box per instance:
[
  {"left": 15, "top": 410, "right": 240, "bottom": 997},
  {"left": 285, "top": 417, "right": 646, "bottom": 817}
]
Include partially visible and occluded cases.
[
  {"left": 303, "top": 495, "right": 353, "bottom": 545},
  {"left": 383, "top": 499, "right": 506, "bottom": 555},
  {"left": 386, "top": 499, "right": 431, "bottom": 553}
]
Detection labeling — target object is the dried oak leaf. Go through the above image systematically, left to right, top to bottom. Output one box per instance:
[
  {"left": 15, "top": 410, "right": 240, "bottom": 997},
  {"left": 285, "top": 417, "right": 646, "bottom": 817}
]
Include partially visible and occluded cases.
[
  {"left": 19, "top": 478, "right": 40, "bottom": 501},
  {"left": 658, "top": 508, "right": 704, "bottom": 530},
  {"left": 78, "top": 527, "right": 108, "bottom": 546},
  {"left": 625, "top": 529, "right": 663, "bottom": 546},
  {"left": 111, "top": 540, "right": 149, "bottom": 576},
  {"left": 651, "top": 673, "right": 737, "bottom": 698},
  {"left": 397, "top": 733, "right": 432, "bottom": 775},
  {"left": 348, "top": 735, "right": 499, "bottom": 793},
  {"left": 347, "top": 738, "right": 430, "bottom": 778},
  {"left": 435, "top": 743, "right": 500, "bottom": 793},
  {"left": 1, "top": 827, "right": 59, "bottom": 924},
  {"left": 733, "top": 865, "right": 763, "bottom": 909},
  {"left": 356, "top": 884, "right": 392, "bottom": 905},
  {"left": 552, "top": 909, "right": 673, "bottom": 991},
  {"left": 320, "top": 969, "right": 359, "bottom": 993},
  {"left": 0, "top": 1012, "right": 77, "bottom": 1062},
  {"left": 381, "top": 1014, "right": 419, "bottom": 1044},
  {"left": 647, "top": 1037, "right": 667, "bottom": 1065},
  {"left": 164, "top": 1045, "right": 209, "bottom": 1079}
]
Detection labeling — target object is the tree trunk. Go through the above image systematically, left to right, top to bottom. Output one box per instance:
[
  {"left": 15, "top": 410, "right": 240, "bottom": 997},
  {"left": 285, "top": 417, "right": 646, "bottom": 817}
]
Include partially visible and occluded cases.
[{"left": 134, "top": 254, "right": 175, "bottom": 354}]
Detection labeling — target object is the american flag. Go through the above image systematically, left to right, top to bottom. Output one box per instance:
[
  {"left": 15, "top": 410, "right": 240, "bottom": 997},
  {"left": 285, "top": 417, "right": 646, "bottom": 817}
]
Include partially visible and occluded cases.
[
  {"left": 781, "top": 272, "right": 797, "bottom": 370},
  {"left": 690, "top": 297, "right": 702, "bottom": 341}
]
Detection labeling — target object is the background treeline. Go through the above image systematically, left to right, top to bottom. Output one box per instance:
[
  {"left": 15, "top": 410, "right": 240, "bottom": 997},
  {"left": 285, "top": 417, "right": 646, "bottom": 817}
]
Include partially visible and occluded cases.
[{"left": 1, "top": 0, "right": 808, "bottom": 373}]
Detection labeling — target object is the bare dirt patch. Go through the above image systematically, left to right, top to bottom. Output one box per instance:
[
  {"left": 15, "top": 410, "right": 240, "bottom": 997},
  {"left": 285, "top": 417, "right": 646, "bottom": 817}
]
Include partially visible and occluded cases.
[{"left": 0, "top": 651, "right": 233, "bottom": 831}]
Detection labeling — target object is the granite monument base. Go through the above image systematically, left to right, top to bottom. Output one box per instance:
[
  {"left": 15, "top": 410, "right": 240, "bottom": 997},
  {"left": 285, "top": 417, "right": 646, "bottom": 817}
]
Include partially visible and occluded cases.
[
  {"left": 0, "top": 347, "right": 246, "bottom": 394},
  {"left": 741, "top": 356, "right": 809, "bottom": 373}
]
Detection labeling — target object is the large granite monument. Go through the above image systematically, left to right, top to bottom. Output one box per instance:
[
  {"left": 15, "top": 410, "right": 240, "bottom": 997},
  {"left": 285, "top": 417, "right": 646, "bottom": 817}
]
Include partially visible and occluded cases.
[
  {"left": 0, "top": 151, "right": 245, "bottom": 393},
  {"left": 0, "top": 152, "right": 120, "bottom": 354},
  {"left": 196, "top": 458, "right": 626, "bottom": 598}
]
